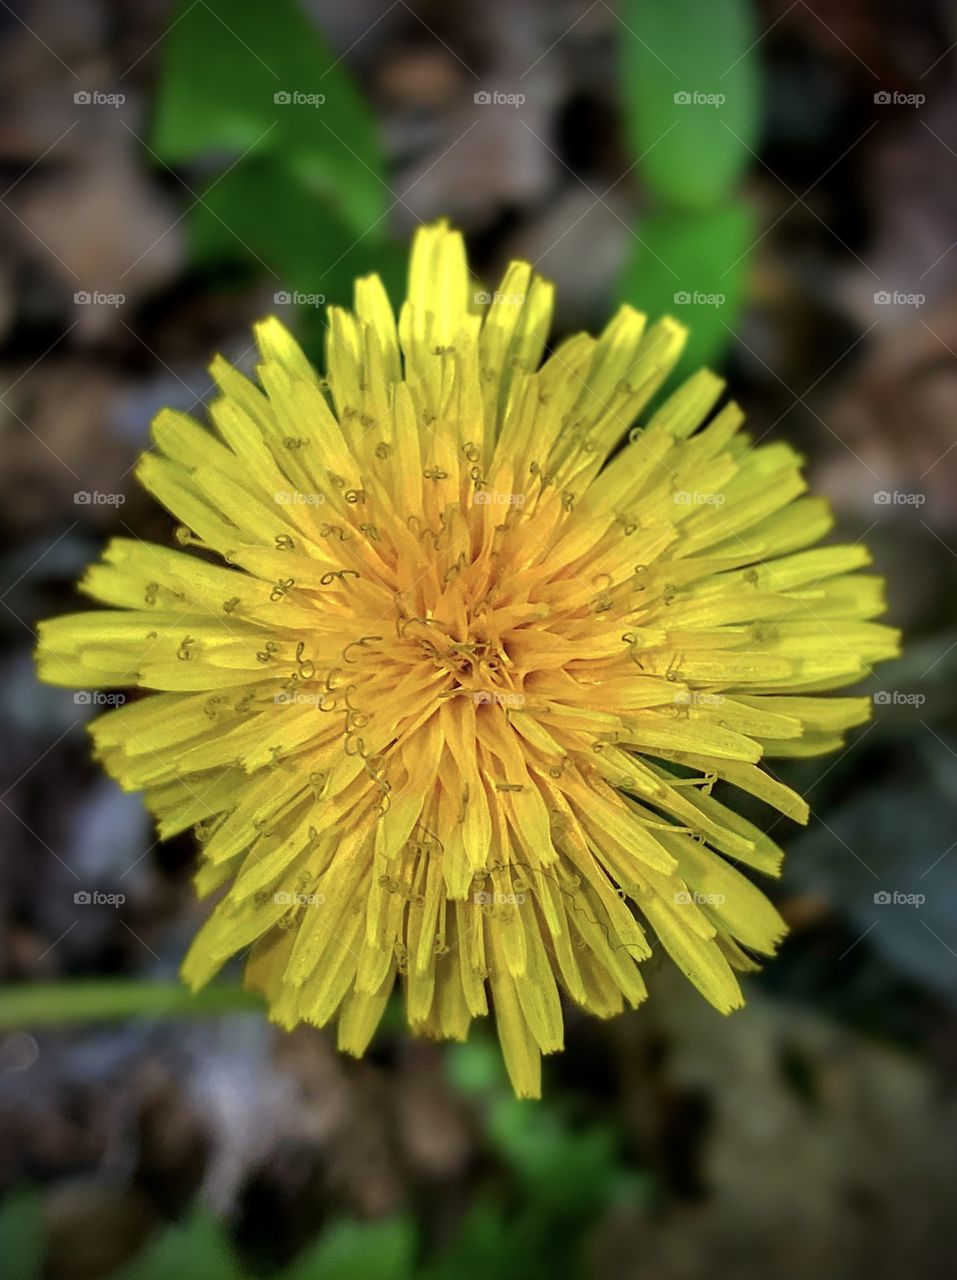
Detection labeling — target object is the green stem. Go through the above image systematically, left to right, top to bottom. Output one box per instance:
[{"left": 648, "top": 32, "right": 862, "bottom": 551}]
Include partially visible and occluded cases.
[{"left": 0, "top": 981, "right": 263, "bottom": 1028}]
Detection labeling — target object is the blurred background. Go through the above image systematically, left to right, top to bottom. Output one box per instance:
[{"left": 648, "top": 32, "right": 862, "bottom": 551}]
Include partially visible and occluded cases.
[{"left": 2, "top": 1, "right": 957, "bottom": 1276}]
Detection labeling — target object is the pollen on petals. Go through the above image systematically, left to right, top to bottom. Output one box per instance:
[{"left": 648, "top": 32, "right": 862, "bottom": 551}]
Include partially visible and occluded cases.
[{"left": 35, "top": 220, "right": 900, "bottom": 1099}]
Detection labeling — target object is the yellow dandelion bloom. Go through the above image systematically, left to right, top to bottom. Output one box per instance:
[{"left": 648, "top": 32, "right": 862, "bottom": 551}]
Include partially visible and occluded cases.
[{"left": 37, "top": 222, "right": 899, "bottom": 1097}]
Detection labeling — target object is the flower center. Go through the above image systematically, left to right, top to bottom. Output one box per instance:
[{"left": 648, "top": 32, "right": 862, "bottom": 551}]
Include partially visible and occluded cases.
[{"left": 405, "top": 614, "right": 521, "bottom": 706}]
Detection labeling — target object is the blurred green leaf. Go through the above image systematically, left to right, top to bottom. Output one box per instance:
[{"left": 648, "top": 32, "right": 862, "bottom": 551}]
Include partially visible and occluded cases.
[
  {"left": 153, "top": 0, "right": 387, "bottom": 232},
  {"left": 618, "top": 0, "right": 760, "bottom": 207},
  {"left": 190, "top": 156, "right": 405, "bottom": 313},
  {"left": 618, "top": 202, "right": 755, "bottom": 375},
  {"left": 0, "top": 981, "right": 261, "bottom": 1028},
  {"left": 445, "top": 1033, "right": 508, "bottom": 1096},
  {"left": 488, "top": 1098, "right": 625, "bottom": 1214},
  {"left": 0, "top": 1191, "right": 43, "bottom": 1280},
  {"left": 421, "top": 1202, "right": 512, "bottom": 1280},
  {"left": 423, "top": 1202, "right": 558, "bottom": 1280},
  {"left": 109, "top": 1213, "right": 245, "bottom": 1280},
  {"left": 287, "top": 1218, "right": 416, "bottom": 1280}
]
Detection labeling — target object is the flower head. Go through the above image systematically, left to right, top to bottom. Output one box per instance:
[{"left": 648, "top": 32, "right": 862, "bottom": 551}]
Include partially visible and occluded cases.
[{"left": 37, "top": 222, "right": 899, "bottom": 1096}]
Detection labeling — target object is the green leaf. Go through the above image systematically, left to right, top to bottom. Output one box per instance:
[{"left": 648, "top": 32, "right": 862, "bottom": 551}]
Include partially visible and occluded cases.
[
  {"left": 153, "top": 0, "right": 387, "bottom": 232},
  {"left": 618, "top": 0, "right": 760, "bottom": 207},
  {"left": 189, "top": 156, "right": 405, "bottom": 313},
  {"left": 618, "top": 202, "right": 755, "bottom": 376},
  {"left": 0, "top": 981, "right": 262, "bottom": 1029},
  {"left": 444, "top": 1034, "right": 507, "bottom": 1096},
  {"left": 488, "top": 1098, "right": 622, "bottom": 1215},
  {"left": 0, "top": 1191, "right": 44, "bottom": 1280},
  {"left": 422, "top": 1203, "right": 546, "bottom": 1280},
  {"left": 109, "top": 1213, "right": 245, "bottom": 1280},
  {"left": 286, "top": 1218, "right": 416, "bottom": 1280}
]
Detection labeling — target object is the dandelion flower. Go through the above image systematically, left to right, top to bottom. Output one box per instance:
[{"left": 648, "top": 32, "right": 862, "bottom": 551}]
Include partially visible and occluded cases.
[{"left": 37, "top": 222, "right": 899, "bottom": 1096}]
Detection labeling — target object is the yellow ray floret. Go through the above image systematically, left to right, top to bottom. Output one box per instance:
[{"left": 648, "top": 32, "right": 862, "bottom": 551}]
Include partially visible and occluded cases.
[{"left": 36, "top": 221, "right": 899, "bottom": 1097}]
